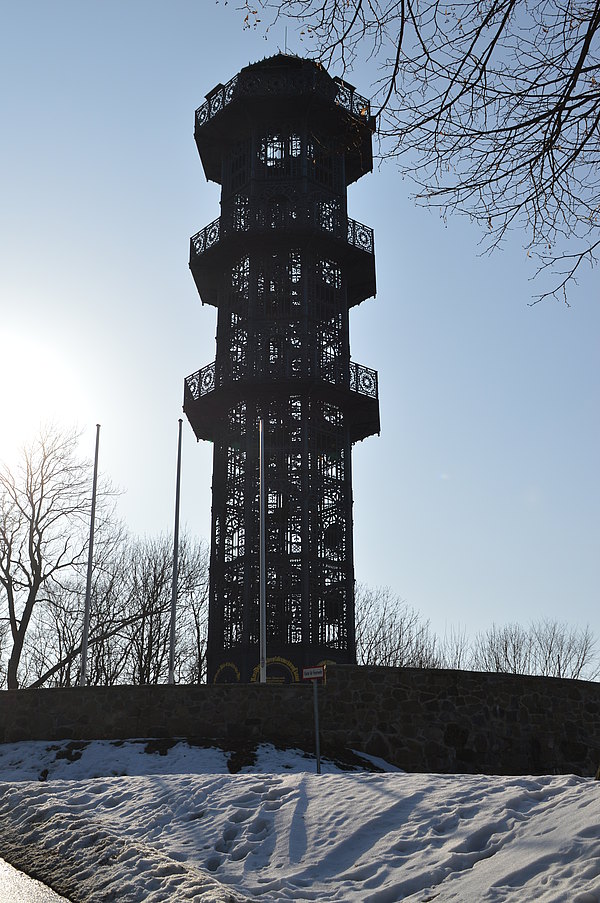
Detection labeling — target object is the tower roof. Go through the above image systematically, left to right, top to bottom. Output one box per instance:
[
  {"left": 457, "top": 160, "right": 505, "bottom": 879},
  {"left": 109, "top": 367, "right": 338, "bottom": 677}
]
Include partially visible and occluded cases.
[
  {"left": 244, "top": 51, "right": 318, "bottom": 71},
  {"left": 195, "top": 54, "right": 375, "bottom": 185}
]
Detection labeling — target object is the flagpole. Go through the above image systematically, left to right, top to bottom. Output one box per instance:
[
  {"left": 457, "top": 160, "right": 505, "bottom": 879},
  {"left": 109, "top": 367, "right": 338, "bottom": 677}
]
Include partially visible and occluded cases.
[
  {"left": 169, "top": 418, "right": 183, "bottom": 684},
  {"left": 259, "top": 418, "right": 267, "bottom": 683},
  {"left": 80, "top": 423, "right": 100, "bottom": 687}
]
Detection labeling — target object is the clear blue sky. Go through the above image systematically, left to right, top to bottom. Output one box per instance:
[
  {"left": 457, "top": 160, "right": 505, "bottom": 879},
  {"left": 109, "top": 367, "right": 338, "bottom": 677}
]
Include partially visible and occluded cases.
[{"left": 1, "top": 1, "right": 598, "bottom": 644}]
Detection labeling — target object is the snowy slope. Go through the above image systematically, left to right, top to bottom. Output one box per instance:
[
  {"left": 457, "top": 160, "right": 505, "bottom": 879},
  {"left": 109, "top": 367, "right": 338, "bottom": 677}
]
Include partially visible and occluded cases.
[{"left": 0, "top": 740, "right": 599, "bottom": 902}]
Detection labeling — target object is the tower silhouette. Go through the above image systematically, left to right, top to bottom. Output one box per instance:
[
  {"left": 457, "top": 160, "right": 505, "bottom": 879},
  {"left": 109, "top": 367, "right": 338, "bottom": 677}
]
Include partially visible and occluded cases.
[{"left": 184, "top": 55, "right": 379, "bottom": 682}]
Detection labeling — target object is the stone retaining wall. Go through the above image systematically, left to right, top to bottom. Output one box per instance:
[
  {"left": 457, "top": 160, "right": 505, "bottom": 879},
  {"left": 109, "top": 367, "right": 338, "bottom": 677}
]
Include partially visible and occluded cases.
[
  {"left": 1, "top": 665, "right": 599, "bottom": 775},
  {"left": 322, "top": 666, "right": 600, "bottom": 775},
  {"left": 0, "top": 682, "right": 316, "bottom": 750}
]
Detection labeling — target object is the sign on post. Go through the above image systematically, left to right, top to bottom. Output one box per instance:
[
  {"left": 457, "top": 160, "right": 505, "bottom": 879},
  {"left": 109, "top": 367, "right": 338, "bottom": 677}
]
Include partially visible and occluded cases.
[
  {"left": 302, "top": 666, "right": 324, "bottom": 681},
  {"left": 303, "top": 666, "right": 324, "bottom": 774}
]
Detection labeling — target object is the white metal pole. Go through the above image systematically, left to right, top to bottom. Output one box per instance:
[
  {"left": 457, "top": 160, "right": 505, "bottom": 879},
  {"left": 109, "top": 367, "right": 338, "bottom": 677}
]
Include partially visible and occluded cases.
[
  {"left": 168, "top": 418, "right": 183, "bottom": 685},
  {"left": 259, "top": 418, "right": 267, "bottom": 683},
  {"left": 80, "top": 423, "right": 100, "bottom": 687},
  {"left": 313, "top": 678, "right": 321, "bottom": 775}
]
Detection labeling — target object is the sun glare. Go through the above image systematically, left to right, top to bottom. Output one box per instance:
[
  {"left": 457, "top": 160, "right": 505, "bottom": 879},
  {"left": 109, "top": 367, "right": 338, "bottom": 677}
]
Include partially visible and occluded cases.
[{"left": 0, "top": 330, "right": 87, "bottom": 470}]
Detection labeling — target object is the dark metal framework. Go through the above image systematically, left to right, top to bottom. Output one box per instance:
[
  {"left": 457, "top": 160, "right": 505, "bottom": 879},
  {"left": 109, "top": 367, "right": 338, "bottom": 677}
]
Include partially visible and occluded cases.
[{"left": 184, "top": 55, "right": 379, "bottom": 683}]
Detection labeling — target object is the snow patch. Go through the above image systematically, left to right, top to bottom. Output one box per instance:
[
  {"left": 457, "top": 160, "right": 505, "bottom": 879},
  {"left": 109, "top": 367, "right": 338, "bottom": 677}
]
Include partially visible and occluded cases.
[{"left": 0, "top": 740, "right": 598, "bottom": 901}]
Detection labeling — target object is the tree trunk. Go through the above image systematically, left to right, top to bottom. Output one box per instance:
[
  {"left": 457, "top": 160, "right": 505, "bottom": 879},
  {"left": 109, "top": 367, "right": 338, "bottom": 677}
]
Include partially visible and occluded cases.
[{"left": 7, "top": 637, "right": 23, "bottom": 689}]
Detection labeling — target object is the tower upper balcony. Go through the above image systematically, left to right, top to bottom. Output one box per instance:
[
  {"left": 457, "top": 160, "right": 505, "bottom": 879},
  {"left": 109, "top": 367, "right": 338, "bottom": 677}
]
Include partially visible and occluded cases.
[{"left": 194, "top": 54, "right": 376, "bottom": 186}]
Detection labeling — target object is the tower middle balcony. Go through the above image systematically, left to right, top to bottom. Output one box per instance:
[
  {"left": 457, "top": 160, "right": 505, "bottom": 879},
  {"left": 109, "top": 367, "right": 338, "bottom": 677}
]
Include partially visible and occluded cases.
[
  {"left": 189, "top": 199, "right": 376, "bottom": 308},
  {"left": 183, "top": 358, "right": 380, "bottom": 444}
]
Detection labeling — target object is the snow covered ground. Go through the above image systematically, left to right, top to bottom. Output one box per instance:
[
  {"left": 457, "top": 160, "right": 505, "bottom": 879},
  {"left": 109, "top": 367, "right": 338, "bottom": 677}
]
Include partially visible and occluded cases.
[{"left": 0, "top": 739, "right": 599, "bottom": 902}]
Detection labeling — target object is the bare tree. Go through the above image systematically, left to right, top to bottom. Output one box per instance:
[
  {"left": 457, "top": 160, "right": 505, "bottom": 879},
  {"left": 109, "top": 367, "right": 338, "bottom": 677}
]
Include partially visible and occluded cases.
[
  {"left": 252, "top": 0, "right": 600, "bottom": 301},
  {"left": 0, "top": 427, "right": 112, "bottom": 688},
  {"left": 22, "top": 532, "right": 210, "bottom": 688},
  {"left": 25, "top": 532, "right": 131, "bottom": 688},
  {"left": 122, "top": 534, "right": 209, "bottom": 685},
  {"left": 121, "top": 536, "right": 172, "bottom": 685},
  {"left": 176, "top": 556, "right": 210, "bottom": 685},
  {"left": 354, "top": 583, "right": 598, "bottom": 680},
  {"left": 355, "top": 584, "right": 441, "bottom": 667},
  {"left": 530, "top": 618, "right": 599, "bottom": 679},
  {"left": 471, "top": 619, "right": 599, "bottom": 679},
  {"left": 471, "top": 622, "right": 534, "bottom": 674},
  {"left": 438, "top": 625, "right": 472, "bottom": 670}
]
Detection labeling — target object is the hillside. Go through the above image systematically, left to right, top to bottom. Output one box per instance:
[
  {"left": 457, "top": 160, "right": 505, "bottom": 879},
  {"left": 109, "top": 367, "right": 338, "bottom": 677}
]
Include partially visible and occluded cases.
[{"left": 0, "top": 740, "right": 598, "bottom": 902}]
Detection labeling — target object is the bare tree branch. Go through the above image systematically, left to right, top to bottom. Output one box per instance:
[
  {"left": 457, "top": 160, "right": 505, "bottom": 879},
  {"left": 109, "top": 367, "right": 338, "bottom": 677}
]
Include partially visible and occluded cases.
[{"left": 257, "top": 0, "right": 600, "bottom": 300}]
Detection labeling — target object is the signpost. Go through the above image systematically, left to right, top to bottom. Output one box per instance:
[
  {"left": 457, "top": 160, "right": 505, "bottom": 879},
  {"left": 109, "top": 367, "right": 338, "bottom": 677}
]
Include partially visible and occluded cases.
[{"left": 303, "top": 666, "right": 325, "bottom": 774}]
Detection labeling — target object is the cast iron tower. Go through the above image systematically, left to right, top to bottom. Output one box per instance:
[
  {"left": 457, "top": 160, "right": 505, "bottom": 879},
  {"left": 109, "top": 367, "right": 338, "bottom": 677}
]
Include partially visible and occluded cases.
[{"left": 184, "top": 55, "right": 379, "bottom": 683}]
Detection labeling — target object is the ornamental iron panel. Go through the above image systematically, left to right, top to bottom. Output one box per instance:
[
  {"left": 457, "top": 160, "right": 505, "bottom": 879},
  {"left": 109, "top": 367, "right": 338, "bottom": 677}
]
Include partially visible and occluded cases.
[
  {"left": 196, "top": 69, "right": 370, "bottom": 130},
  {"left": 190, "top": 206, "right": 373, "bottom": 261},
  {"left": 184, "top": 358, "right": 378, "bottom": 402}
]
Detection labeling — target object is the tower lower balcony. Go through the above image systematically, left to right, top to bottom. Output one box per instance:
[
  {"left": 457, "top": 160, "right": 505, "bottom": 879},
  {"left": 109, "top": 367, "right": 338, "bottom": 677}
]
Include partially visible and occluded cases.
[{"left": 183, "top": 359, "right": 380, "bottom": 443}]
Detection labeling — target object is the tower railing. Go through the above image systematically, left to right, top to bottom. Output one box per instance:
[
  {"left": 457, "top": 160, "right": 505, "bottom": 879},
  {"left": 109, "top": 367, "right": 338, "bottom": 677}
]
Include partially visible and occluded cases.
[
  {"left": 196, "top": 72, "right": 371, "bottom": 130},
  {"left": 190, "top": 204, "right": 374, "bottom": 260},
  {"left": 184, "top": 359, "right": 378, "bottom": 404},
  {"left": 349, "top": 361, "right": 379, "bottom": 398}
]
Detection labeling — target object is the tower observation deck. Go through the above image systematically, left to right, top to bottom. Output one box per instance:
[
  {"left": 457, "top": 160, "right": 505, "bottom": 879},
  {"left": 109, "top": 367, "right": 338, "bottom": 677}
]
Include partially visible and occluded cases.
[{"left": 184, "top": 54, "right": 380, "bottom": 683}]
